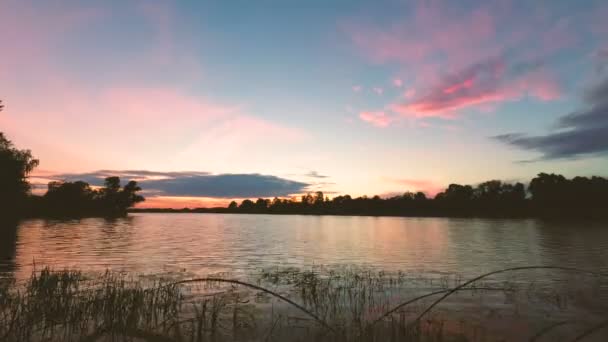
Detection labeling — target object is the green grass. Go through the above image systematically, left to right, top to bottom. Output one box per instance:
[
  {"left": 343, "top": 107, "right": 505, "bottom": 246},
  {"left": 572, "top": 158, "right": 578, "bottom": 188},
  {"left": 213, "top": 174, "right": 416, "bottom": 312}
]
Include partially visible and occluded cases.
[{"left": 0, "top": 266, "right": 607, "bottom": 341}]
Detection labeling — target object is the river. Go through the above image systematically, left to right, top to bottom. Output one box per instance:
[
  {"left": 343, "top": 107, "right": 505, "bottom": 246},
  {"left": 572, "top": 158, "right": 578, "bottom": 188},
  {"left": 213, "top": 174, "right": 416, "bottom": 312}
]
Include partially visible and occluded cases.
[{"left": 2, "top": 213, "right": 607, "bottom": 280}]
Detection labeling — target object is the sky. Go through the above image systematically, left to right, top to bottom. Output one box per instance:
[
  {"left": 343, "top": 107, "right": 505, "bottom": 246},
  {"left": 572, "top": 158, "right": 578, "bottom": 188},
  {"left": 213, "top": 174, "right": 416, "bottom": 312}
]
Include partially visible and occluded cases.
[{"left": 1, "top": 0, "right": 608, "bottom": 208}]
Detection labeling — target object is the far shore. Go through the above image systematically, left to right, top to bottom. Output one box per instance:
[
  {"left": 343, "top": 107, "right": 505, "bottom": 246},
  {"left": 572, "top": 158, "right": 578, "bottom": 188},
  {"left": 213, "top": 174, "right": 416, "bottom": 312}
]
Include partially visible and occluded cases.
[{"left": 128, "top": 207, "right": 608, "bottom": 221}]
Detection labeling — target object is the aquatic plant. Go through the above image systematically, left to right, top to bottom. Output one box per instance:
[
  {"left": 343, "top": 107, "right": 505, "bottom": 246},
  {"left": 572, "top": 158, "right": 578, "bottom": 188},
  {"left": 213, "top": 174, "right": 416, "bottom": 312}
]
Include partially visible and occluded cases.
[{"left": 0, "top": 266, "right": 607, "bottom": 341}]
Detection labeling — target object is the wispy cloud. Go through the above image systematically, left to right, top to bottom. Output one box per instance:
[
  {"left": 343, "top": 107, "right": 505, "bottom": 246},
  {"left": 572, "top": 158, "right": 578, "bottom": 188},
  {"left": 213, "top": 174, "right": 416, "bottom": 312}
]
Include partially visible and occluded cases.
[
  {"left": 404, "top": 89, "right": 416, "bottom": 99},
  {"left": 359, "top": 111, "right": 394, "bottom": 127},
  {"left": 305, "top": 171, "right": 329, "bottom": 179}
]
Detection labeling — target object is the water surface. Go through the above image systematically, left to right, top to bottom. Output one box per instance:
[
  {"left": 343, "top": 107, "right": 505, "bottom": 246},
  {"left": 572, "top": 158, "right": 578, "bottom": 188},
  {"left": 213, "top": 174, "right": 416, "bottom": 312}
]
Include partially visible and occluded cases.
[{"left": 2, "top": 213, "right": 607, "bottom": 280}]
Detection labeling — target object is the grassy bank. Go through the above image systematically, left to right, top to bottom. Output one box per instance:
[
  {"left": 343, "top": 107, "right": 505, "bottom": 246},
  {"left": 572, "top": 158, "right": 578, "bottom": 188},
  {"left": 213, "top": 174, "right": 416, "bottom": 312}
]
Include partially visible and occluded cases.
[{"left": 1, "top": 267, "right": 607, "bottom": 341}]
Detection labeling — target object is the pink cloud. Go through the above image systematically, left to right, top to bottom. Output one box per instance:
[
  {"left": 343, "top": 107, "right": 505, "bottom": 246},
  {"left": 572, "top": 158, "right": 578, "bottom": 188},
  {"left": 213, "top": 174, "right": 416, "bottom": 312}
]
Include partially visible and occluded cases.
[
  {"left": 342, "top": 1, "right": 590, "bottom": 118},
  {"left": 344, "top": 3, "right": 502, "bottom": 67},
  {"left": 391, "top": 56, "right": 561, "bottom": 118},
  {"left": 517, "top": 70, "right": 561, "bottom": 101},
  {"left": 443, "top": 78, "right": 474, "bottom": 94},
  {"left": 393, "top": 79, "right": 403, "bottom": 87},
  {"left": 352, "top": 85, "right": 362, "bottom": 92},
  {"left": 373, "top": 87, "right": 384, "bottom": 95},
  {"left": 404, "top": 88, "right": 416, "bottom": 98},
  {"left": 396, "top": 92, "right": 507, "bottom": 118},
  {"left": 359, "top": 111, "right": 394, "bottom": 127}
]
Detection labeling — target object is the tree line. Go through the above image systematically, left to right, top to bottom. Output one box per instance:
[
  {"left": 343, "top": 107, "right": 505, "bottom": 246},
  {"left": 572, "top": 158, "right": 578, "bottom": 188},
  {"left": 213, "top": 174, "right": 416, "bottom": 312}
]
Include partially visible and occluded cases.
[
  {"left": 1, "top": 101, "right": 144, "bottom": 219},
  {"left": 134, "top": 173, "right": 608, "bottom": 219},
  {"left": 187, "top": 174, "right": 602, "bottom": 218}
]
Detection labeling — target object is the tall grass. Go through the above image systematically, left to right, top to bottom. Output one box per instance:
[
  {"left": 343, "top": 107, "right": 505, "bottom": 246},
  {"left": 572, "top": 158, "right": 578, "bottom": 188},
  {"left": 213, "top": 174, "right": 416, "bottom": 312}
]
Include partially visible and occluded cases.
[{"left": 0, "top": 266, "right": 607, "bottom": 341}]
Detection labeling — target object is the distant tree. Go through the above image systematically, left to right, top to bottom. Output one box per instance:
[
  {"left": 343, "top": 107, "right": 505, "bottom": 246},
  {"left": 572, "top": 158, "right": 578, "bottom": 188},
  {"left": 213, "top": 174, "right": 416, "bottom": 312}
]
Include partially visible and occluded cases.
[
  {"left": 528, "top": 173, "right": 569, "bottom": 215},
  {"left": 528, "top": 173, "right": 608, "bottom": 217},
  {"left": 529, "top": 173, "right": 568, "bottom": 203},
  {"left": 42, "top": 177, "right": 144, "bottom": 217},
  {"left": 475, "top": 180, "right": 503, "bottom": 201},
  {"left": 501, "top": 183, "right": 526, "bottom": 203},
  {"left": 447, "top": 184, "right": 474, "bottom": 201},
  {"left": 314, "top": 191, "right": 324, "bottom": 205},
  {"left": 401, "top": 192, "right": 415, "bottom": 201},
  {"left": 414, "top": 192, "right": 427, "bottom": 201},
  {"left": 301, "top": 193, "right": 314, "bottom": 206},
  {"left": 255, "top": 198, "right": 269, "bottom": 212},
  {"left": 239, "top": 199, "right": 255, "bottom": 212},
  {"left": 228, "top": 201, "right": 238, "bottom": 210}
]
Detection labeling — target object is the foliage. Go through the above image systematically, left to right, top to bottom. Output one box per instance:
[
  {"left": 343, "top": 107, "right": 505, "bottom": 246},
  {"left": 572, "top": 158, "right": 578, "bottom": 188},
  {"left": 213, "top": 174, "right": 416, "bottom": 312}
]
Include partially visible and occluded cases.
[
  {"left": 0, "top": 102, "right": 40, "bottom": 216},
  {"left": 40, "top": 176, "right": 145, "bottom": 217}
]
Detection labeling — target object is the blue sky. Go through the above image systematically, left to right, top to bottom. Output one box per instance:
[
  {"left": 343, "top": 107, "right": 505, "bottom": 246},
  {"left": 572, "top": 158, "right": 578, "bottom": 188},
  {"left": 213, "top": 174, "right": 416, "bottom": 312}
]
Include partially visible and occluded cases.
[{"left": 1, "top": 0, "right": 607, "bottom": 207}]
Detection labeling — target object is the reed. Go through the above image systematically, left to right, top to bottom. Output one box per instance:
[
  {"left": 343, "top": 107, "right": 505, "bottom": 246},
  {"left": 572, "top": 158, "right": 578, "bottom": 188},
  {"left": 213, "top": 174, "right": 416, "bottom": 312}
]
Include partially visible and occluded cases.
[{"left": 0, "top": 266, "right": 606, "bottom": 341}]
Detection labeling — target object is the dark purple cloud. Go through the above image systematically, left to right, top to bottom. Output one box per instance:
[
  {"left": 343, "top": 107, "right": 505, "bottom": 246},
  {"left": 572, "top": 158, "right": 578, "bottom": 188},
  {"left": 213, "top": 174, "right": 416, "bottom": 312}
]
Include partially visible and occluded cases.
[
  {"left": 495, "top": 76, "right": 608, "bottom": 159},
  {"left": 48, "top": 170, "right": 310, "bottom": 198},
  {"left": 305, "top": 171, "right": 329, "bottom": 179}
]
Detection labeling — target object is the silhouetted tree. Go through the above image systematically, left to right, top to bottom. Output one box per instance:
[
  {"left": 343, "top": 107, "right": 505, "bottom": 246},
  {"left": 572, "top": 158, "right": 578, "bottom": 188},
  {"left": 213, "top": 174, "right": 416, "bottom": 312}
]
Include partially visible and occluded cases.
[
  {"left": 0, "top": 128, "right": 39, "bottom": 217},
  {"left": 528, "top": 173, "right": 608, "bottom": 217},
  {"left": 41, "top": 177, "right": 144, "bottom": 217},
  {"left": 120, "top": 180, "right": 145, "bottom": 210},
  {"left": 43, "top": 181, "right": 94, "bottom": 215},
  {"left": 414, "top": 192, "right": 427, "bottom": 201},
  {"left": 301, "top": 193, "right": 314, "bottom": 206},
  {"left": 255, "top": 198, "right": 270, "bottom": 212},
  {"left": 238, "top": 199, "right": 255, "bottom": 212},
  {"left": 228, "top": 201, "right": 238, "bottom": 210}
]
